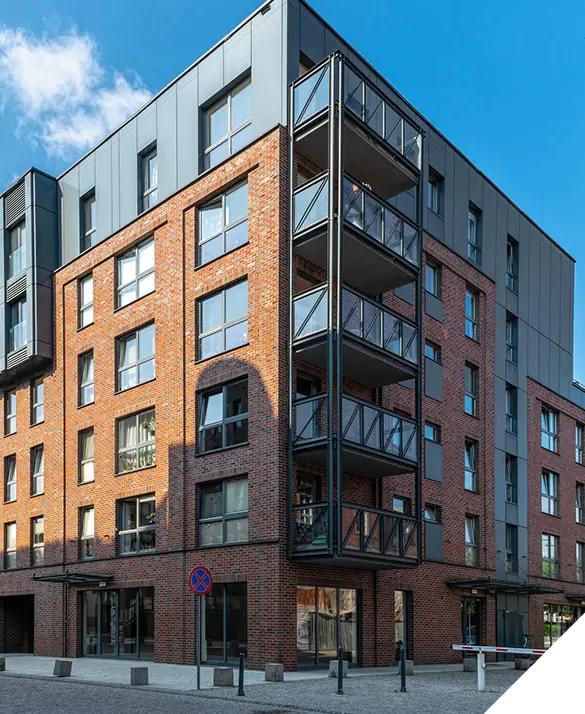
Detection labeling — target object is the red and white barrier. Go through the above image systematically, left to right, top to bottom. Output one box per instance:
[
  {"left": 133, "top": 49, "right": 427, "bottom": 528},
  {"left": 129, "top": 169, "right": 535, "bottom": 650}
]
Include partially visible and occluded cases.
[{"left": 452, "top": 644, "right": 544, "bottom": 691}]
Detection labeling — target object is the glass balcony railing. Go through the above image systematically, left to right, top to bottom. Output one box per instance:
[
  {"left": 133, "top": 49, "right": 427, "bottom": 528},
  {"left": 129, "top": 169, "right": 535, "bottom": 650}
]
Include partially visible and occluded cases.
[
  {"left": 293, "top": 64, "right": 331, "bottom": 127},
  {"left": 344, "top": 66, "right": 421, "bottom": 170},
  {"left": 293, "top": 174, "right": 329, "bottom": 235},
  {"left": 343, "top": 177, "right": 419, "bottom": 266},
  {"left": 8, "top": 245, "right": 27, "bottom": 279},
  {"left": 293, "top": 286, "right": 328, "bottom": 340},
  {"left": 342, "top": 288, "right": 418, "bottom": 364},
  {"left": 10, "top": 321, "right": 27, "bottom": 352},
  {"left": 293, "top": 393, "right": 328, "bottom": 445},
  {"left": 342, "top": 396, "right": 418, "bottom": 462},
  {"left": 292, "top": 504, "right": 329, "bottom": 552},
  {"left": 341, "top": 504, "right": 417, "bottom": 560}
]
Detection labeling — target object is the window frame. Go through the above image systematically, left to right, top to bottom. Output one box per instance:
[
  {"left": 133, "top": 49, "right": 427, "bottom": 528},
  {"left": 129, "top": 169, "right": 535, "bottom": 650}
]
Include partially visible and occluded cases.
[
  {"left": 204, "top": 79, "right": 252, "bottom": 169},
  {"left": 140, "top": 147, "right": 158, "bottom": 212},
  {"left": 427, "top": 170, "right": 443, "bottom": 216},
  {"left": 197, "top": 181, "right": 249, "bottom": 266},
  {"left": 81, "top": 191, "right": 96, "bottom": 251},
  {"left": 467, "top": 207, "right": 481, "bottom": 263},
  {"left": 8, "top": 220, "right": 27, "bottom": 279},
  {"left": 116, "top": 236, "right": 155, "bottom": 309},
  {"left": 506, "top": 236, "right": 519, "bottom": 293},
  {"left": 425, "top": 262, "right": 440, "bottom": 298},
  {"left": 79, "top": 274, "right": 94, "bottom": 328},
  {"left": 197, "top": 279, "right": 249, "bottom": 360},
  {"left": 465, "top": 290, "right": 478, "bottom": 340},
  {"left": 9, "top": 296, "right": 27, "bottom": 352},
  {"left": 505, "top": 313, "right": 518, "bottom": 364},
  {"left": 116, "top": 323, "right": 155, "bottom": 392},
  {"left": 424, "top": 341, "right": 441, "bottom": 363},
  {"left": 79, "top": 351, "right": 95, "bottom": 407},
  {"left": 464, "top": 363, "right": 478, "bottom": 417},
  {"left": 31, "top": 378, "right": 44, "bottom": 425},
  {"left": 198, "top": 378, "right": 249, "bottom": 454},
  {"left": 505, "top": 384, "right": 517, "bottom": 434},
  {"left": 4, "top": 390, "right": 16, "bottom": 435},
  {"left": 541, "top": 407, "right": 558, "bottom": 452},
  {"left": 116, "top": 409, "right": 156, "bottom": 475},
  {"left": 424, "top": 422, "right": 441, "bottom": 443},
  {"left": 577, "top": 424, "right": 584, "bottom": 464},
  {"left": 78, "top": 428, "right": 95, "bottom": 484},
  {"left": 464, "top": 440, "right": 478, "bottom": 492},
  {"left": 30, "top": 444, "right": 44, "bottom": 496},
  {"left": 505, "top": 454, "right": 518, "bottom": 504},
  {"left": 4, "top": 455, "right": 16, "bottom": 503},
  {"left": 541, "top": 470, "right": 559, "bottom": 516},
  {"left": 199, "top": 477, "right": 249, "bottom": 547},
  {"left": 577, "top": 483, "right": 584, "bottom": 525},
  {"left": 117, "top": 494, "right": 156, "bottom": 555},
  {"left": 424, "top": 504, "right": 441, "bottom": 523},
  {"left": 79, "top": 506, "right": 95, "bottom": 560},
  {"left": 31, "top": 515, "right": 44, "bottom": 566},
  {"left": 465, "top": 515, "right": 478, "bottom": 566},
  {"left": 4, "top": 522, "right": 16, "bottom": 569},
  {"left": 505, "top": 524, "right": 518, "bottom": 574},
  {"left": 542, "top": 533, "right": 559, "bottom": 579},
  {"left": 577, "top": 542, "right": 584, "bottom": 583}
]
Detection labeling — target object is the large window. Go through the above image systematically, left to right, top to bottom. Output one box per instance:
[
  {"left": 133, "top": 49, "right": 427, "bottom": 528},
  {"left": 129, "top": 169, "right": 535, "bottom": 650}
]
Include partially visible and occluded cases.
[
  {"left": 204, "top": 79, "right": 252, "bottom": 169},
  {"left": 140, "top": 147, "right": 158, "bottom": 212},
  {"left": 198, "top": 182, "right": 248, "bottom": 265},
  {"left": 81, "top": 192, "right": 96, "bottom": 251},
  {"left": 467, "top": 207, "right": 481, "bottom": 263},
  {"left": 8, "top": 221, "right": 26, "bottom": 279},
  {"left": 117, "top": 237, "right": 155, "bottom": 308},
  {"left": 506, "top": 237, "right": 519, "bottom": 292},
  {"left": 425, "top": 263, "right": 440, "bottom": 297},
  {"left": 79, "top": 274, "right": 94, "bottom": 328},
  {"left": 198, "top": 280, "right": 248, "bottom": 360},
  {"left": 465, "top": 290, "right": 478, "bottom": 340},
  {"left": 9, "top": 297, "right": 27, "bottom": 351},
  {"left": 506, "top": 314, "right": 518, "bottom": 364},
  {"left": 117, "top": 323, "right": 155, "bottom": 391},
  {"left": 79, "top": 351, "right": 95, "bottom": 406},
  {"left": 464, "top": 363, "right": 478, "bottom": 416},
  {"left": 31, "top": 378, "right": 44, "bottom": 425},
  {"left": 199, "top": 379, "right": 248, "bottom": 453},
  {"left": 505, "top": 384, "right": 517, "bottom": 434},
  {"left": 4, "top": 390, "right": 16, "bottom": 435},
  {"left": 541, "top": 407, "right": 558, "bottom": 452},
  {"left": 117, "top": 410, "right": 155, "bottom": 474},
  {"left": 577, "top": 424, "right": 584, "bottom": 464},
  {"left": 79, "top": 428, "right": 95, "bottom": 484},
  {"left": 464, "top": 440, "right": 477, "bottom": 492},
  {"left": 31, "top": 445, "right": 44, "bottom": 496},
  {"left": 505, "top": 454, "right": 518, "bottom": 504},
  {"left": 4, "top": 455, "right": 16, "bottom": 503},
  {"left": 541, "top": 471, "right": 559, "bottom": 516},
  {"left": 199, "top": 478, "right": 248, "bottom": 546},
  {"left": 577, "top": 484, "right": 584, "bottom": 524},
  {"left": 117, "top": 494, "right": 156, "bottom": 554},
  {"left": 80, "top": 506, "right": 95, "bottom": 560},
  {"left": 465, "top": 515, "right": 478, "bottom": 566},
  {"left": 31, "top": 516, "right": 44, "bottom": 565},
  {"left": 4, "top": 522, "right": 16, "bottom": 569},
  {"left": 505, "top": 524, "right": 518, "bottom": 574},
  {"left": 542, "top": 533, "right": 559, "bottom": 578},
  {"left": 577, "top": 543, "right": 584, "bottom": 583},
  {"left": 205, "top": 583, "right": 248, "bottom": 663},
  {"left": 543, "top": 604, "right": 580, "bottom": 649}
]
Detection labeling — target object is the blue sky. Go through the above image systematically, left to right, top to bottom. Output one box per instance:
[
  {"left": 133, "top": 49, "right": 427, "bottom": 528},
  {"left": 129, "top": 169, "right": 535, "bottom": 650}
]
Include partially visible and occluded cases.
[{"left": 1, "top": 0, "right": 584, "bottom": 378}]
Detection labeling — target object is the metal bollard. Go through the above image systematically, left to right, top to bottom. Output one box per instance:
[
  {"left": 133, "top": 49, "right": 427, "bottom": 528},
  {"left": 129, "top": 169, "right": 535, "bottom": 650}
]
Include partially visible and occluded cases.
[
  {"left": 337, "top": 646, "right": 344, "bottom": 695},
  {"left": 400, "top": 647, "right": 407, "bottom": 693},
  {"left": 477, "top": 651, "right": 486, "bottom": 692},
  {"left": 237, "top": 652, "right": 245, "bottom": 696}
]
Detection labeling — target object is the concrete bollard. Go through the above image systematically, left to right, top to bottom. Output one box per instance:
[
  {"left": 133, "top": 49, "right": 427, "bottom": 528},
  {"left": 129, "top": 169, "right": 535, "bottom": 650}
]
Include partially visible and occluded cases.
[
  {"left": 477, "top": 652, "right": 486, "bottom": 692},
  {"left": 463, "top": 656, "right": 478, "bottom": 672},
  {"left": 515, "top": 657, "right": 531, "bottom": 671},
  {"left": 0, "top": 658, "right": 5, "bottom": 672},
  {"left": 53, "top": 660, "right": 72, "bottom": 677},
  {"left": 328, "top": 660, "right": 348, "bottom": 678},
  {"left": 264, "top": 663, "right": 284, "bottom": 682},
  {"left": 130, "top": 667, "right": 149, "bottom": 685},
  {"left": 213, "top": 667, "right": 234, "bottom": 687}
]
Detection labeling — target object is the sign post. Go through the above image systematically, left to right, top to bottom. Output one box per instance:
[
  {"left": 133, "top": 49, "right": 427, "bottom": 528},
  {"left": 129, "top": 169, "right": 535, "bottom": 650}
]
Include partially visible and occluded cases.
[{"left": 189, "top": 566, "right": 213, "bottom": 690}]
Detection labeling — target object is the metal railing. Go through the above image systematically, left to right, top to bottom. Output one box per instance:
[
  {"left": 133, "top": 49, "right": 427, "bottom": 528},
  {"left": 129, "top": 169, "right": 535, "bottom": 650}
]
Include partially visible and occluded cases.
[
  {"left": 293, "top": 64, "right": 330, "bottom": 126},
  {"left": 293, "top": 173, "right": 329, "bottom": 234},
  {"left": 342, "top": 177, "right": 419, "bottom": 266},
  {"left": 293, "top": 286, "right": 328, "bottom": 340},
  {"left": 342, "top": 288, "right": 418, "bottom": 364},
  {"left": 293, "top": 393, "right": 328, "bottom": 444},
  {"left": 292, "top": 503, "right": 329, "bottom": 551},
  {"left": 341, "top": 504, "right": 417, "bottom": 560}
]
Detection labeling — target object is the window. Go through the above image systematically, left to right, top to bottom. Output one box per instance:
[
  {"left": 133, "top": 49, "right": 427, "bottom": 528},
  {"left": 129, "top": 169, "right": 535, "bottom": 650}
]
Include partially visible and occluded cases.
[
  {"left": 204, "top": 79, "right": 252, "bottom": 169},
  {"left": 140, "top": 147, "right": 158, "bottom": 211},
  {"left": 428, "top": 170, "right": 443, "bottom": 216},
  {"left": 198, "top": 182, "right": 248, "bottom": 265},
  {"left": 81, "top": 192, "right": 96, "bottom": 251},
  {"left": 467, "top": 207, "right": 481, "bottom": 263},
  {"left": 8, "top": 221, "right": 26, "bottom": 279},
  {"left": 117, "top": 237, "right": 155, "bottom": 308},
  {"left": 506, "top": 237, "right": 519, "bottom": 292},
  {"left": 425, "top": 263, "right": 440, "bottom": 297},
  {"left": 79, "top": 274, "right": 94, "bottom": 328},
  {"left": 198, "top": 280, "right": 248, "bottom": 360},
  {"left": 465, "top": 290, "right": 478, "bottom": 340},
  {"left": 9, "top": 297, "right": 27, "bottom": 351},
  {"left": 505, "top": 314, "right": 518, "bottom": 364},
  {"left": 117, "top": 323, "right": 155, "bottom": 391},
  {"left": 424, "top": 341, "right": 441, "bottom": 363},
  {"left": 79, "top": 351, "right": 94, "bottom": 406},
  {"left": 464, "top": 363, "right": 478, "bottom": 416},
  {"left": 31, "top": 379, "right": 44, "bottom": 425},
  {"left": 199, "top": 379, "right": 248, "bottom": 453},
  {"left": 505, "top": 384, "right": 517, "bottom": 434},
  {"left": 4, "top": 390, "right": 16, "bottom": 435},
  {"left": 541, "top": 407, "right": 558, "bottom": 452},
  {"left": 117, "top": 409, "right": 155, "bottom": 474},
  {"left": 424, "top": 422, "right": 441, "bottom": 442},
  {"left": 577, "top": 424, "right": 584, "bottom": 464},
  {"left": 79, "top": 429, "right": 94, "bottom": 484},
  {"left": 464, "top": 441, "right": 477, "bottom": 491},
  {"left": 31, "top": 445, "right": 44, "bottom": 496},
  {"left": 4, "top": 455, "right": 16, "bottom": 503},
  {"left": 505, "top": 455, "right": 518, "bottom": 504},
  {"left": 541, "top": 471, "right": 559, "bottom": 516},
  {"left": 199, "top": 478, "right": 248, "bottom": 546},
  {"left": 577, "top": 484, "right": 584, "bottom": 524},
  {"left": 117, "top": 494, "right": 156, "bottom": 554},
  {"left": 392, "top": 496, "right": 411, "bottom": 514},
  {"left": 424, "top": 504, "right": 441, "bottom": 522},
  {"left": 80, "top": 506, "right": 94, "bottom": 560},
  {"left": 465, "top": 515, "right": 478, "bottom": 566},
  {"left": 31, "top": 516, "right": 44, "bottom": 565},
  {"left": 4, "top": 523, "right": 16, "bottom": 569},
  {"left": 505, "top": 525, "right": 518, "bottom": 574},
  {"left": 542, "top": 534, "right": 559, "bottom": 578},
  {"left": 577, "top": 542, "right": 584, "bottom": 583}
]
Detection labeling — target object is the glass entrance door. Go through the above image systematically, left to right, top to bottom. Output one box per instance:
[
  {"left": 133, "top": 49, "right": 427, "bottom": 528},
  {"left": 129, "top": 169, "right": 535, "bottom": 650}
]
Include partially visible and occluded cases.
[
  {"left": 203, "top": 583, "right": 248, "bottom": 664},
  {"left": 462, "top": 597, "right": 482, "bottom": 645}
]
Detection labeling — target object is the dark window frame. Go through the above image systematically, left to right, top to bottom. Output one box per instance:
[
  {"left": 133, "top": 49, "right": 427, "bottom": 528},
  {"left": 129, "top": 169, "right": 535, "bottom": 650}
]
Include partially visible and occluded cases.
[
  {"left": 203, "top": 78, "right": 252, "bottom": 170},
  {"left": 140, "top": 145, "right": 158, "bottom": 213},
  {"left": 197, "top": 180, "right": 249, "bottom": 266},
  {"left": 80, "top": 190, "right": 96, "bottom": 252},
  {"left": 467, "top": 205, "right": 482, "bottom": 264},
  {"left": 506, "top": 236, "right": 519, "bottom": 293},
  {"left": 425, "top": 262, "right": 440, "bottom": 298},
  {"left": 79, "top": 273, "right": 94, "bottom": 328},
  {"left": 197, "top": 279, "right": 249, "bottom": 361},
  {"left": 465, "top": 289, "right": 478, "bottom": 340},
  {"left": 505, "top": 313, "right": 518, "bottom": 364},
  {"left": 424, "top": 341, "right": 441, "bottom": 363},
  {"left": 79, "top": 350, "right": 95, "bottom": 407},
  {"left": 464, "top": 363, "right": 478, "bottom": 417},
  {"left": 31, "top": 378, "right": 44, "bottom": 425},
  {"left": 198, "top": 378, "right": 249, "bottom": 454},
  {"left": 505, "top": 384, "right": 517, "bottom": 434},
  {"left": 4, "top": 390, "right": 16, "bottom": 435},
  {"left": 541, "top": 406, "right": 558, "bottom": 452},
  {"left": 116, "top": 408, "right": 156, "bottom": 475},
  {"left": 424, "top": 422, "right": 441, "bottom": 443},
  {"left": 78, "top": 428, "right": 95, "bottom": 484},
  {"left": 464, "top": 440, "right": 478, "bottom": 492},
  {"left": 30, "top": 444, "right": 44, "bottom": 496},
  {"left": 4, "top": 454, "right": 16, "bottom": 503},
  {"left": 505, "top": 454, "right": 518, "bottom": 504},
  {"left": 541, "top": 470, "right": 559, "bottom": 516},
  {"left": 199, "top": 477, "right": 249, "bottom": 547},
  {"left": 116, "top": 493, "right": 156, "bottom": 555},
  {"left": 79, "top": 505, "right": 95, "bottom": 560},
  {"left": 465, "top": 514, "right": 478, "bottom": 567},
  {"left": 31, "top": 515, "right": 44, "bottom": 566},
  {"left": 3, "top": 522, "right": 16, "bottom": 569},
  {"left": 505, "top": 524, "right": 518, "bottom": 574},
  {"left": 542, "top": 533, "right": 559, "bottom": 579}
]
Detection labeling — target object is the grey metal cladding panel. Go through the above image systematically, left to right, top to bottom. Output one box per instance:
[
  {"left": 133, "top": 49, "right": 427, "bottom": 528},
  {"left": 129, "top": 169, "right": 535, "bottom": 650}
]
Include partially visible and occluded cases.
[
  {"left": 287, "top": 0, "right": 301, "bottom": 85},
  {"left": 300, "top": 2, "right": 325, "bottom": 60},
  {"left": 252, "top": 6, "right": 286, "bottom": 135},
  {"left": 224, "top": 25, "right": 252, "bottom": 86},
  {"left": 324, "top": 26, "right": 348, "bottom": 57},
  {"left": 198, "top": 47, "right": 224, "bottom": 105},
  {"left": 177, "top": 70, "right": 200, "bottom": 190},
  {"left": 156, "top": 87, "right": 178, "bottom": 201},
  {"left": 137, "top": 104, "right": 156, "bottom": 153},
  {"left": 118, "top": 121, "right": 138, "bottom": 229},
  {"left": 428, "top": 131, "right": 446, "bottom": 176},
  {"left": 110, "top": 133, "right": 121, "bottom": 229},
  {"left": 95, "top": 143, "right": 113, "bottom": 241},
  {"left": 442, "top": 145, "right": 455, "bottom": 250},
  {"left": 78, "top": 155, "right": 95, "bottom": 197},
  {"left": 452, "top": 156, "right": 469, "bottom": 259},
  {"left": 60, "top": 168, "right": 79, "bottom": 265},
  {"left": 469, "top": 170, "right": 483, "bottom": 211},
  {"left": 32, "top": 173, "right": 57, "bottom": 214},
  {"left": 480, "top": 182, "right": 496, "bottom": 280},
  {"left": 394, "top": 191, "right": 416, "bottom": 223},
  {"left": 494, "top": 194, "right": 509, "bottom": 307},
  {"left": 507, "top": 203, "right": 520, "bottom": 240},
  {"left": 33, "top": 206, "right": 58, "bottom": 271},
  {"left": 427, "top": 212, "right": 444, "bottom": 242},
  {"left": 517, "top": 216, "right": 530, "bottom": 322},
  {"left": 527, "top": 224, "right": 541, "bottom": 329},
  {"left": 538, "top": 236, "right": 551, "bottom": 337},
  {"left": 549, "top": 247, "right": 561, "bottom": 347},
  {"left": 560, "top": 255, "right": 574, "bottom": 353},
  {"left": 394, "top": 282, "right": 413, "bottom": 305},
  {"left": 34, "top": 283, "right": 53, "bottom": 354},
  {"left": 506, "top": 287, "right": 518, "bottom": 315},
  {"left": 425, "top": 292, "right": 443, "bottom": 322},
  {"left": 494, "top": 303, "right": 507, "bottom": 378},
  {"left": 516, "top": 319, "right": 528, "bottom": 391},
  {"left": 527, "top": 325, "right": 539, "bottom": 381},
  {"left": 539, "top": 333, "right": 550, "bottom": 387},
  {"left": 549, "top": 341, "right": 560, "bottom": 394},
  {"left": 561, "top": 349, "right": 573, "bottom": 399},
  {"left": 424, "top": 358, "right": 443, "bottom": 401},
  {"left": 505, "top": 360, "right": 518, "bottom": 386},
  {"left": 494, "top": 376, "right": 506, "bottom": 451},
  {"left": 570, "top": 381, "right": 585, "bottom": 408},
  {"left": 516, "top": 387, "right": 528, "bottom": 461},
  {"left": 424, "top": 441, "right": 442, "bottom": 483},
  {"left": 493, "top": 448, "right": 506, "bottom": 521},
  {"left": 516, "top": 457, "right": 528, "bottom": 528},
  {"left": 504, "top": 502, "right": 519, "bottom": 526},
  {"left": 425, "top": 522, "right": 443, "bottom": 562},
  {"left": 494, "top": 522, "right": 506, "bottom": 579},
  {"left": 517, "top": 525, "right": 528, "bottom": 567}
]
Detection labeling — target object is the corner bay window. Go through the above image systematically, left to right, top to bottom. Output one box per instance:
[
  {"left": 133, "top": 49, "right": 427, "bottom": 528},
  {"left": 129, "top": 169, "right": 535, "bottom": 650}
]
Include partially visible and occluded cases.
[
  {"left": 204, "top": 79, "right": 252, "bottom": 169},
  {"left": 198, "top": 182, "right": 248, "bottom": 265},
  {"left": 8, "top": 221, "right": 26, "bottom": 278},
  {"left": 117, "top": 237, "right": 155, "bottom": 308},
  {"left": 198, "top": 280, "right": 248, "bottom": 360},
  {"left": 9, "top": 297, "right": 27, "bottom": 352},
  {"left": 117, "top": 323, "right": 155, "bottom": 391},
  {"left": 199, "top": 379, "right": 248, "bottom": 453},
  {"left": 117, "top": 409, "right": 155, "bottom": 474},
  {"left": 199, "top": 478, "right": 248, "bottom": 546},
  {"left": 118, "top": 495, "right": 155, "bottom": 554}
]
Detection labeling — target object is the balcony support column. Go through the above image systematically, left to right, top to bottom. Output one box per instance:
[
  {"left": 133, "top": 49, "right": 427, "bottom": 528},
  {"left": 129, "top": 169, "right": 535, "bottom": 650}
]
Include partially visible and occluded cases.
[
  {"left": 287, "top": 79, "right": 295, "bottom": 558},
  {"left": 415, "top": 129, "right": 425, "bottom": 565}
]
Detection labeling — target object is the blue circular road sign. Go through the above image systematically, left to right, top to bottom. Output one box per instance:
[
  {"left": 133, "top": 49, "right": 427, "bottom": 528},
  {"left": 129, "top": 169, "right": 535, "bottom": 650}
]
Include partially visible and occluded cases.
[{"left": 189, "top": 566, "right": 212, "bottom": 595}]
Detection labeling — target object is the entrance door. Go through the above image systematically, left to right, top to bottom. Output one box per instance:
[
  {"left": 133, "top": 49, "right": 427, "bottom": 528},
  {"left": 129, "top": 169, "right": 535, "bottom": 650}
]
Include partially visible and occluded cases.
[
  {"left": 203, "top": 583, "right": 248, "bottom": 664},
  {"left": 394, "top": 590, "right": 410, "bottom": 659},
  {"left": 462, "top": 598, "right": 482, "bottom": 645}
]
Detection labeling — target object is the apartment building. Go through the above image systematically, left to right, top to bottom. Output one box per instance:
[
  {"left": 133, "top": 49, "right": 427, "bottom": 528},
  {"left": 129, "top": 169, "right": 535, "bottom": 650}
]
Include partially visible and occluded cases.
[{"left": 0, "top": 0, "right": 583, "bottom": 667}]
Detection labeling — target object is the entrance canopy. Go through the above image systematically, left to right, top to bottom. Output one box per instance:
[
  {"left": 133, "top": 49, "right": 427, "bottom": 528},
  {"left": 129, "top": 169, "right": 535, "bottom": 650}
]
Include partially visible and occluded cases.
[
  {"left": 32, "top": 571, "right": 114, "bottom": 585},
  {"left": 446, "top": 578, "right": 564, "bottom": 595}
]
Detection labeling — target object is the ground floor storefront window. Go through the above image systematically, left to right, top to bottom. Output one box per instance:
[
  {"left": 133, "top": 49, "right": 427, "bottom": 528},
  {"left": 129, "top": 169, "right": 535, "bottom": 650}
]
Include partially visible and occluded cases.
[
  {"left": 204, "top": 583, "right": 247, "bottom": 663},
  {"left": 296, "top": 586, "right": 358, "bottom": 667},
  {"left": 82, "top": 587, "right": 154, "bottom": 658},
  {"left": 394, "top": 590, "right": 410, "bottom": 660},
  {"left": 462, "top": 597, "right": 482, "bottom": 645},
  {"left": 543, "top": 604, "right": 583, "bottom": 649}
]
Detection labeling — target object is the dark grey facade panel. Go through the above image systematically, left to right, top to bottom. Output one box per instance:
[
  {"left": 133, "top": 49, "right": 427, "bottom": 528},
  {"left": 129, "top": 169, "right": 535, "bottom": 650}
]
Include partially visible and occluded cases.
[
  {"left": 251, "top": 3, "right": 285, "bottom": 138},
  {"left": 225, "top": 24, "right": 252, "bottom": 87},
  {"left": 177, "top": 71, "right": 200, "bottom": 190},
  {"left": 157, "top": 86, "right": 179, "bottom": 201},
  {"left": 137, "top": 103, "right": 157, "bottom": 153},
  {"left": 118, "top": 121, "right": 139, "bottom": 231},
  {"left": 110, "top": 133, "right": 121, "bottom": 230},
  {"left": 95, "top": 143, "right": 113, "bottom": 241},
  {"left": 442, "top": 144, "right": 456, "bottom": 251},
  {"left": 452, "top": 156, "right": 470, "bottom": 261},
  {"left": 494, "top": 193, "right": 509, "bottom": 307},
  {"left": 427, "top": 211, "right": 444, "bottom": 243},
  {"left": 517, "top": 215, "right": 530, "bottom": 323},
  {"left": 527, "top": 224, "right": 541, "bottom": 329},
  {"left": 538, "top": 236, "right": 551, "bottom": 338},
  {"left": 549, "top": 246, "right": 561, "bottom": 347},
  {"left": 560, "top": 256, "right": 574, "bottom": 353},
  {"left": 394, "top": 282, "right": 414, "bottom": 305},
  {"left": 505, "top": 288, "right": 518, "bottom": 316},
  {"left": 424, "top": 292, "right": 443, "bottom": 322},
  {"left": 527, "top": 325, "right": 540, "bottom": 382},
  {"left": 538, "top": 332, "right": 550, "bottom": 388},
  {"left": 549, "top": 342, "right": 561, "bottom": 396},
  {"left": 424, "top": 357, "right": 443, "bottom": 402},
  {"left": 424, "top": 441, "right": 442, "bottom": 483},
  {"left": 493, "top": 448, "right": 506, "bottom": 522},
  {"left": 425, "top": 522, "right": 443, "bottom": 563}
]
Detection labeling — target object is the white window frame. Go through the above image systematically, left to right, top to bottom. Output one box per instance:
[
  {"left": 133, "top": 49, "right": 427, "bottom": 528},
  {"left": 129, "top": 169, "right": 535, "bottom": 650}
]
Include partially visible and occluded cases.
[
  {"left": 117, "top": 237, "right": 155, "bottom": 308},
  {"left": 117, "top": 323, "right": 155, "bottom": 392},
  {"left": 79, "top": 351, "right": 94, "bottom": 406},
  {"left": 79, "top": 428, "right": 94, "bottom": 484},
  {"left": 31, "top": 445, "right": 44, "bottom": 496},
  {"left": 4, "top": 455, "right": 16, "bottom": 503},
  {"left": 31, "top": 516, "right": 44, "bottom": 566}
]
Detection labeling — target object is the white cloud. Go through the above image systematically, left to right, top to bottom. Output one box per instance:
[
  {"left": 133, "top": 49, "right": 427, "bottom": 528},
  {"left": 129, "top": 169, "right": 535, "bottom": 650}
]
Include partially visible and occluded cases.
[{"left": 0, "top": 27, "right": 151, "bottom": 160}]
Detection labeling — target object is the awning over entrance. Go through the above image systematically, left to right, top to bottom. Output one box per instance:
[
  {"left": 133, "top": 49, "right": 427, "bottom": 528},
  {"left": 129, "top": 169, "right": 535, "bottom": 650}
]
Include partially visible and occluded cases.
[
  {"left": 32, "top": 571, "right": 114, "bottom": 585},
  {"left": 446, "top": 578, "right": 564, "bottom": 595},
  {"left": 564, "top": 593, "right": 585, "bottom": 604}
]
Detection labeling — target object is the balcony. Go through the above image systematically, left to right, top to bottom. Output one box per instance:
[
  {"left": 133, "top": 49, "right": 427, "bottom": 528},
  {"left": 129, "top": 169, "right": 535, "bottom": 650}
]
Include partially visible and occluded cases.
[
  {"left": 292, "top": 57, "right": 421, "bottom": 199},
  {"left": 292, "top": 175, "right": 419, "bottom": 296},
  {"left": 292, "top": 286, "right": 418, "bottom": 387},
  {"left": 293, "top": 394, "right": 418, "bottom": 477},
  {"left": 291, "top": 503, "right": 418, "bottom": 569}
]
